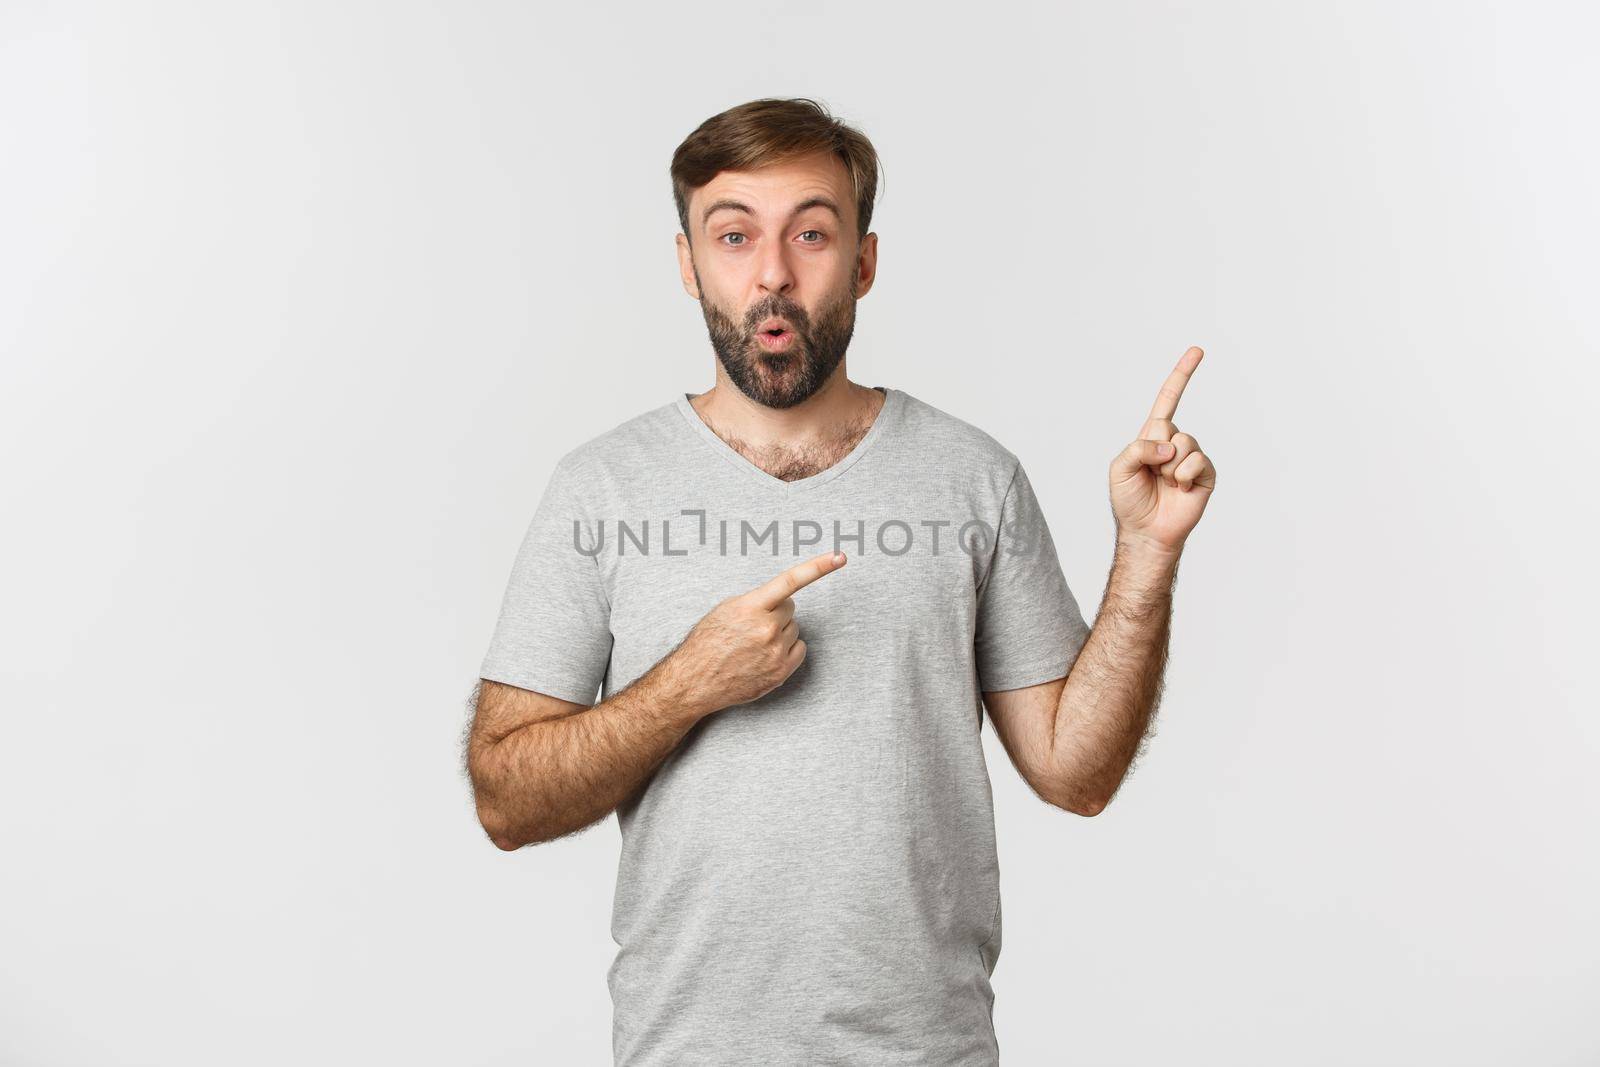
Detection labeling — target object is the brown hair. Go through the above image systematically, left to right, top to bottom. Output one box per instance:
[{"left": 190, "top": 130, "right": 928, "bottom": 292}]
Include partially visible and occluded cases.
[{"left": 670, "top": 97, "right": 884, "bottom": 248}]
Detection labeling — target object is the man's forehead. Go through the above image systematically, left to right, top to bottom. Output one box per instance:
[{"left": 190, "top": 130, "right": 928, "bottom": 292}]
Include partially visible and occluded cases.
[{"left": 693, "top": 156, "right": 852, "bottom": 225}]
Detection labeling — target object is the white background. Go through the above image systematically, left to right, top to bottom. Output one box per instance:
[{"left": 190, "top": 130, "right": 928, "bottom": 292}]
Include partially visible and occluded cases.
[{"left": 3, "top": 2, "right": 1595, "bottom": 1064}]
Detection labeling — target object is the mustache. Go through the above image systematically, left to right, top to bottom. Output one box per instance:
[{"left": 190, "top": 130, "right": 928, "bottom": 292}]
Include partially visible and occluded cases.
[{"left": 745, "top": 303, "right": 808, "bottom": 330}]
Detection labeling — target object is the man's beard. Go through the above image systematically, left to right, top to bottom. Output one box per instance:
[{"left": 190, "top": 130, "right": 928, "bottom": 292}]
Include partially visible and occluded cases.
[{"left": 695, "top": 269, "right": 858, "bottom": 410}]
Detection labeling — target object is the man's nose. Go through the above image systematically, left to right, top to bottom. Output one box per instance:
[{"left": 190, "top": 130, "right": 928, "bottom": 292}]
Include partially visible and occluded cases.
[{"left": 755, "top": 243, "right": 797, "bottom": 298}]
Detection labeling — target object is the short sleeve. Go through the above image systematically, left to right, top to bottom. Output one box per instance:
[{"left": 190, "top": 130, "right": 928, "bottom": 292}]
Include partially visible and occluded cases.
[
  {"left": 479, "top": 455, "right": 613, "bottom": 704},
  {"left": 975, "top": 459, "right": 1093, "bottom": 693}
]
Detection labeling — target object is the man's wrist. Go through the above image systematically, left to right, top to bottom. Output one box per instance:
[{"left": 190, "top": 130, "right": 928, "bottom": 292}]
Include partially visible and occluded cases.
[
  {"left": 1115, "top": 529, "right": 1183, "bottom": 566},
  {"left": 1112, "top": 532, "right": 1184, "bottom": 591},
  {"left": 650, "top": 648, "right": 717, "bottom": 729}
]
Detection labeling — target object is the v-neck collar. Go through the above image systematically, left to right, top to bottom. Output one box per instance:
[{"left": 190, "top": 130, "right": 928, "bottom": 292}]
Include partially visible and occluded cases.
[{"left": 673, "top": 385, "right": 901, "bottom": 494}]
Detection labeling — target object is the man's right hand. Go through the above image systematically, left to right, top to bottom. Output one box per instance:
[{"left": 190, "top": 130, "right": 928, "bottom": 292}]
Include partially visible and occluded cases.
[{"left": 666, "top": 549, "right": 848, "bottom": 718}]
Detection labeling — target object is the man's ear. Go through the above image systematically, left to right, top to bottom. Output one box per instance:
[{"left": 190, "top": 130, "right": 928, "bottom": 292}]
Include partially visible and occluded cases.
[
  {"left": 853, "top": 231, "right": 879, "bottom": 299},
  {"left": 675, "top": 232, "right": 701, "bottom": 300}
]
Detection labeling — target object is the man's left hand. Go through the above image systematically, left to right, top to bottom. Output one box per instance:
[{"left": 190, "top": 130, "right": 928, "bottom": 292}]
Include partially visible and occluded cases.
[{"left": 1109, "top": 345, "right": 1217, "bottom": 557}]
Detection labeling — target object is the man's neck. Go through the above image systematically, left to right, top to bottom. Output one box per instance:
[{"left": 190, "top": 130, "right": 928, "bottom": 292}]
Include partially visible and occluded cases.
[{"left": 689, "top": 370, "right": 885, "bottom": 482}]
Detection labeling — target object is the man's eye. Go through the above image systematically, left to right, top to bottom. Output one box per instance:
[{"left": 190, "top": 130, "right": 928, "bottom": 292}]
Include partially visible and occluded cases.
[{"left": 721, "top": 231, "right": 824, "bottom": 246}]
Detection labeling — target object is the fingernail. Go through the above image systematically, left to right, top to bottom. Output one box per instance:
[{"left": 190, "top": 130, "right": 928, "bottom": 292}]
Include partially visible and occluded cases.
[{"left": 1159, "top": 443, "right": 1173, "bottom": 456}]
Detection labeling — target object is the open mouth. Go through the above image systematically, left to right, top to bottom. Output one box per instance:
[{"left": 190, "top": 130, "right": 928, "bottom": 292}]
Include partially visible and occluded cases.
[{"left": 756, "top": 328, "right": 796, "bottom": 351}]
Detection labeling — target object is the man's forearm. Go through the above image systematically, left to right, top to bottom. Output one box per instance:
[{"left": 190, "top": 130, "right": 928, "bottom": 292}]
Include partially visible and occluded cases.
[
  {"left": 1049, "top": 537, "right": 1180, "bottom": 814},
  {"left": 477, "top": 551, "right": 846, "bottom": 849},
  {"left": 477, "top": 652, "right": 711, "bottom": 848}
]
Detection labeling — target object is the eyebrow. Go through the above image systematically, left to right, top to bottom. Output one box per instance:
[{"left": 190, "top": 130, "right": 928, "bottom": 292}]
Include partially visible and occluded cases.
[{"left": 701, "top": 195, "right": 843, "bottom": 230}]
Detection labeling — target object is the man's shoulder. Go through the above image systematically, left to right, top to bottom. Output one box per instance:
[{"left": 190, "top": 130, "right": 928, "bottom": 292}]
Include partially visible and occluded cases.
[
  {"left": 892, "top": 388, "right": 1023, "bottom": 476},
  {"left": 553, "top": 398, "right": 683, "bottom": 477}
]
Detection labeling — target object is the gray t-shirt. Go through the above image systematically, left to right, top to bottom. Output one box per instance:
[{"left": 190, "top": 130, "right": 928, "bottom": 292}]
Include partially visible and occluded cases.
[{"left": 480, "top": 385, "right": 1093, "bottom": 1065}]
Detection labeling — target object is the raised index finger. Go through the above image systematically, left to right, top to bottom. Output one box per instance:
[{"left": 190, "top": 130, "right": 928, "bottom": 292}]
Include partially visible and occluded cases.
[
  {"left": 1147, "top": 346, "right": 1204, "bottom": 423},
  {"left": 748, "top": 549, "right": 847, "bottom": 610}
]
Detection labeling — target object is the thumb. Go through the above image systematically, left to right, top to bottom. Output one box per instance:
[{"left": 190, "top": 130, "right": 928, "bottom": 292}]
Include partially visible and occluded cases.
[{"left": 1112, "top": 438, "right": 1174, "bottom": 478}]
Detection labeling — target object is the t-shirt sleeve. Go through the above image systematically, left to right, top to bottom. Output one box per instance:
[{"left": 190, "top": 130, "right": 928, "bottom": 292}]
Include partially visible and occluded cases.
[
  {"left": 479, "top": 455, "right": 613, "bottom": 705},
  {"left": 974, "top": 459, "right": 1094, "bottom": 693}
]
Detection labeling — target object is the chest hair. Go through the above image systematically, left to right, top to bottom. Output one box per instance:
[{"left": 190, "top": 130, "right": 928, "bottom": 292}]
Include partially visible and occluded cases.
[{"left": 707, "top": 409, "right": 878, "bottom": 482}]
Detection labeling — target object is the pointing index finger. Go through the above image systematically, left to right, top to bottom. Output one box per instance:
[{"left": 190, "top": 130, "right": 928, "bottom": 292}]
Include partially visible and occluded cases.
[
  {"left": 1147, "top": 346, "right": 1204, "bottom": 423},
  {"left": 749, "top": 550, "right": 847, "bottom": 610}
]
